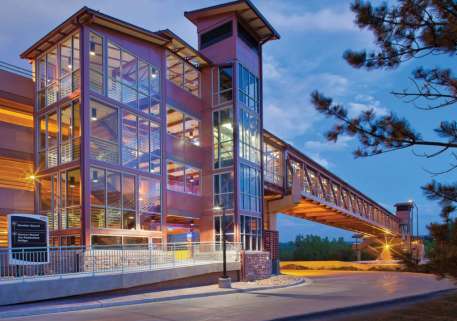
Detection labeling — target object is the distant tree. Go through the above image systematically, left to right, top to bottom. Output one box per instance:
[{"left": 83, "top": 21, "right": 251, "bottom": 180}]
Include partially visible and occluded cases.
[
  {"left": 310, "top": 0, "right": 457, "bottom": 279},
  {"left": 279, "top": 234, "right": 374, "bottom": 261}
]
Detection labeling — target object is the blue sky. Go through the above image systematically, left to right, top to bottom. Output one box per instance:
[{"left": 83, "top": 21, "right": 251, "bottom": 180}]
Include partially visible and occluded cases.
[{"left": 1, "top": 0, "right": 454, "bottom": 242}]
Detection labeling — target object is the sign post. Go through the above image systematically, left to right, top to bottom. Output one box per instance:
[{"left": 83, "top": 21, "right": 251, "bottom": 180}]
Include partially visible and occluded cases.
[{"left": 8, "top": 214, "right": 49, "bottom": 265}]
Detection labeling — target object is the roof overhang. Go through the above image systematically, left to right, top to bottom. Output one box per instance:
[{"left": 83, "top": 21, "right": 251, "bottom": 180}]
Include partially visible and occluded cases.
[{"left": 184, "top": 0, "right": 280, "bottom": 44}]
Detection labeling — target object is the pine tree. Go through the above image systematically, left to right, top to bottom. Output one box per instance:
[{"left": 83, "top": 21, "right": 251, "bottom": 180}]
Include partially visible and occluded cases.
[{"left": 311, "top": 0, "right": 457, "bottom": 279}]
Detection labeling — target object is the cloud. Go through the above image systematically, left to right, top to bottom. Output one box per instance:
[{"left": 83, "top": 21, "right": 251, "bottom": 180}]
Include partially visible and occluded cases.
[
  {"left": 268, "top": 8, "right": 357, "bottom": 32},
  {"left": 348, "top": 94, "right": 389, "bottom": 117},
  {"left": 264, "top": 102, "right": 317, "bottom": 139},
  {"left": 304, "top": 135, "right": 354, "bottom": 152},
  {"left": 307, "top": 152, "right": 332, "bottom": 169}
]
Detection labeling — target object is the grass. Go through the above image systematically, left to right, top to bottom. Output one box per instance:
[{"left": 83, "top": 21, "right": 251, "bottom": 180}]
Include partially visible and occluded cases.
[{"left": 335, "top": 292, "right": 457, "bottom": 321}]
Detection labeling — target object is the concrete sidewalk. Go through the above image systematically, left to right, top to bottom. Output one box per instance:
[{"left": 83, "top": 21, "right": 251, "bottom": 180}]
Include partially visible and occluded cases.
[
  {"left": 2, "top": 271, "right": 455, "bottom": 321},
  {"left": 0, "top": 276, "right": 306, "bottom": 318}
]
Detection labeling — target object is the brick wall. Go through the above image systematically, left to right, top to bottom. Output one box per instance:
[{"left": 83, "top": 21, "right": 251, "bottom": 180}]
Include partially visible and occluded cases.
[{"left": 241, "top": 251, "right": 271, "bottom": 281}]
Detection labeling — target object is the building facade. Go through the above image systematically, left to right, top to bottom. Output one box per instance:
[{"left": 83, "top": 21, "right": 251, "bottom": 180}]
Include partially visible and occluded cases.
[{"left": 13, "top": 0, "right": 279, "bottom": 248}]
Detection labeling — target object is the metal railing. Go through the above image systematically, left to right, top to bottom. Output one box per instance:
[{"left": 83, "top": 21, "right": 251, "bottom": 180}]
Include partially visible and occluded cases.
[{"left": 0, "top": 242, "right": 241, "bottom": 282}]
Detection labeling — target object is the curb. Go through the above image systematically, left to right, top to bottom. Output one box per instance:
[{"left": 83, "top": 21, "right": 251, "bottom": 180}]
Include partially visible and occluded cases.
[
  {"left": 0, "top": 278, "right": 308, "bottom": 319},
  {"left": 268, "top": 288, "right": 457, "bottom": 321}
]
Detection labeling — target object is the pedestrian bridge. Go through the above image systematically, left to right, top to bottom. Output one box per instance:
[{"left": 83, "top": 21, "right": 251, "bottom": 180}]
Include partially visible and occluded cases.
[{"left": 262, "top": 130, "right": 402, "bottom": 238}]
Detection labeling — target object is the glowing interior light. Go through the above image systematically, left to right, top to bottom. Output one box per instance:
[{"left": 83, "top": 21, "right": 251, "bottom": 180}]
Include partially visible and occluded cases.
[
  {"left": 89, "top": 42, "right": 96, "bottom": 56},
  {"left": 91, "top": 108, "right": 97, "bottom": 121}
]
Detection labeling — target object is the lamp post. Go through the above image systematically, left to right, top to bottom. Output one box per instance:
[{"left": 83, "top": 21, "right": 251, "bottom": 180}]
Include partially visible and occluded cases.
[
  {"left": 408, "top": 200, "right": 420, "bottom": 262},
  {"left": 214, "top": 204, "right": 230, "bottom": 288}
]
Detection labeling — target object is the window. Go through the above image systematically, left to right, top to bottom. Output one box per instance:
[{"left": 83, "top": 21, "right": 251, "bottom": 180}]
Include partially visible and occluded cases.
[
  {"left": 201, "top": 21, "right": 233, "bottom": 49},
  {"left": 237, "top": 22, "right": 259, "bottom": 54},
  {"left": 36, "top": 32, "right": 80, "bottom": 109},
  {"left": 89, "top": 32, "right": 103, "bottom": 94},
  {"left": 59, "top": 33, "right": 80, "bottom": 98},
  {"left": 92, "top": 37, "right": 160, "bottom": 116},
  {"left": 166, "top": 51, "right": 200, "bottom": 97},
  {"left": 238, "top": 64, "right": 259, "bottom": 113},
  {"left": 214, "top": 66, "right": 233, "bottom": 106},
  {"left": 60, "top": 100, "right": 80, "bottom": 164},
  {"left": 90, "top": 100, "right": 119, "bottom": 164},
  {"left": 166, "top": 106, "right": 200, "bottom": 146},
  {"left": 213, "top": 108, "right": 233, "bottom": 168},
  {"left": 239, "top": 108, "right": 260, "bottom": 164},
  {"left": 122, "top": 111, "right": 161, "bottom": 172},
  {"left": 38, "top": 112, "right": 58, "bottom": 168},
  {"left": 263, "top": 142, "right": 283, "bottom": 185},
  {"left": 287, "top": 159, "right": 303, "bottom": 189},
  {"left": 167, "top": 160, "right": 201, "bottom": 195},
  {"left": 240, "top": 165, "right": 261, "bottom": 213},
  {"left": 90, "top": 167, "right": 140, "bottom": 230},
  {"left": 61, "top": 168, "right": 81, "bottom": 229},
  {"left": 214, "top": 172, "right": 234, "bottom": 209},
  {"left": 38, "top": 175, "right": 58, "bottom": 231},
  {"left": 139, "top": 176, "right": 161, "bottom": 231},
  {"left": 214, "top": 215, "right": 235, "bottom": 244},
  {"left": 241, "top": 215, "right": 262, "bottom": 251}
]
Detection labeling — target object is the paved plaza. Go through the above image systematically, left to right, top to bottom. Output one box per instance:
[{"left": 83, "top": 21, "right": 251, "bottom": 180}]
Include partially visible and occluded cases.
[{"left": 1, "top": 271, "right": 455, "bottom": 321}]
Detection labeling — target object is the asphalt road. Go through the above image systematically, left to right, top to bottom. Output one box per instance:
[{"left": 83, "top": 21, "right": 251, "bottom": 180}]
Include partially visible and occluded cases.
[{"left": 4, "top": 271, "right": 455, "bottom": 321}]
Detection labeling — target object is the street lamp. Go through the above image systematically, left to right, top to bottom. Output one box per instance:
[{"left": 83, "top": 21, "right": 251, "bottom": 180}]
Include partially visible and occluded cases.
[
  {"left": 408, "top": 200, "right": 420, "bottom": 262},
  {"left": 213, "top": 204, "right": 231, "bottom": 288}
]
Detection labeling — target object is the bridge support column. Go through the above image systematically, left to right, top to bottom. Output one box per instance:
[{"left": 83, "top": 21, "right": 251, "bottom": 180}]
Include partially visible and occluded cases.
[{"left": 264, "top": 201, "right": 280, "bottom": 274}]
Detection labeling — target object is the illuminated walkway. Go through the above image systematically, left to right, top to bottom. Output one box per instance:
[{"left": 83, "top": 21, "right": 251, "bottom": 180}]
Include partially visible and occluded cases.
[{"left": 263, "top": 130, "right": 402, "bottom": 238}]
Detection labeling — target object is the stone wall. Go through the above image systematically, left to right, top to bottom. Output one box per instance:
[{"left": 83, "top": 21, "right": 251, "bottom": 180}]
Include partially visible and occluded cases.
[{"left": 241, "top": 251, "right": 271, "bottom": 281}]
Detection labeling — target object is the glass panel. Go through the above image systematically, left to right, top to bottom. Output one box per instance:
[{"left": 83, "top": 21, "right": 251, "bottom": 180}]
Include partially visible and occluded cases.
[
  {"left": 89, "top": 32, "right": 103, "bottom": 94},
  {"left": 72, "top": 33, "right": 80, "bottom": 70},
  {"left": 60, "top": 38, "right": 72, "bottom": 77},
  {"left": 108, "top": 42, "right": 121, "bottom": 101},
  {"left": 46, "top": 48, "right": 57, "bottom": 84},
  {"left": 38, "top": 56, "right": 46, "bottom": 90},
  {"left": 218, "top": 66, "right": 233, "bottom": 104},
  {"left": 90, "top": 100, "right": 119, "bottom": 164},
  {"left": 166, "top": 106, "right": 184, "bottom": 138},
  {"left": 213, "top": 108, "right": 233, "bottom": 169},
  {"left": 122, "top": 111, "right": 138, "bottom": 169},
  {"left": 47, "top": 112, "right": 58, "bottom": 168},
  {"left": 184, "top": 115, "right": 200, "bottom": 146},
  {"left": 138, "top": 117, "right": 149, "bottom": 172},
  {"left": 167, "top": 160, "right": 184, "bottom": 192},
  {"left": 185, "top": 166, "right": 200, "bottom": 195},
  {"left": 90, "top": 167, "right": 105, "bottom": 206},
  {"left": 66, "top": 168, "right": 80, "bottom": 207},
  {"left": 107, "top": 171, "right": 121, "bottom": 208},
  {"left": 122, "top": 174, "right": 135, "bottom": 210},
  {"left": 139, "top": 176, "right": 161, "bottom": 213},
  {"left": 106, "top": 208, "right": 121, "bottom": 229},
  {"left": 123, "top": 210, "right": 136, "bottom": 230}
]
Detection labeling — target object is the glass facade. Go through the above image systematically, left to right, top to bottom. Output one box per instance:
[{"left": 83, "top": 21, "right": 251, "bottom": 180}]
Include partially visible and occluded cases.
[
  {"left": 37, "top": 32, "right": 80, "bottom": 109},
  {"left": 88, "top": 34, "right": 160, "bottom": 116},
  {"left": 166, "top": 51, "right": 200, "bottom": 97},
  {"left": 238, "top": 64, "right": 259, "bottom": 113},
  {"left": 38, "top": 99, "right": 80, "bottom": 169},
  {"left": 166, "top": 105, "right": 200, "bottom": 146},
  {"left": 213, "top": 108, "right": 233, "bottom": 169},
  {"left": 263, "top": 142, "right": 283, "bottom": 185},
  {"left": 167, "top": 160, "right": 201, "bottom": 195},
  {"left": 240, "top": 164, "right": 261, "bottom": 213},
  {"left": 38, "top": 168, "right": 81, "bottom": 231},
  {"left": 213, "top": 172, "right": 234, "bottom": 209},
  {"left": 214, "top": 215, "right": 234, "bottom": 243},
  {"left": 241, "top": 215, "right": 262, "bottom": 251}
]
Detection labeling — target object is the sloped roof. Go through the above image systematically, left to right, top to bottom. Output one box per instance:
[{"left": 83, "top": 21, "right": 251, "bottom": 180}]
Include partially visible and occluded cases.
[
  {"left": 185, "top": 0, "right": 280, "bottom": 43},
  {"left": 21, "top": 7, "right": 211, "bottom": 67}
]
